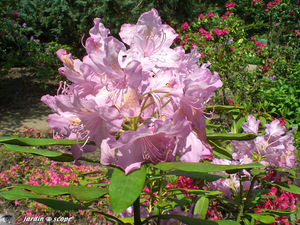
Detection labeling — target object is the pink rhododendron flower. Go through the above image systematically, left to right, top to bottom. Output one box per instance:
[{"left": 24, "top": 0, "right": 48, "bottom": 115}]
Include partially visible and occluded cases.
[
  {"left": 226, "top": 2, "right": 235, "bottom": 8},
  {"left": 42, "top": 9, "right": 222, "bottom": 174},
  {"left": 226, "top": 11, "right": 231, "bottom": 16},
  {"left": 208, "top": 12, "right": 214, "bottom": 18},
  {"left": 198, "top": 14, "right": 205, "bottom": 19},
  {"left": 221, "top": 15, "right": 227, "bottom": 19},
  {"left": 181, "top": 21, "right": 189, "bottom": 30},
  {"left": 199, "top": 28, "right": 206, "bottom": 36},
  {"left": 214, "top": 28, "right": 223, "bottom": 36},
  {"left": 222, "top": 29, "right": 228, "bottom": 36},
  {"left": 205, "top": 32, "right": 213, "bottom": 40},
  {"left": 251, "top": 36, "right": 255, "bottom": 41},
  {"left": 191, "top": 43, "right": 197, "bottom": 49},
  {"left": 230, "top": 46, "right": 234, "bottom": 51},
  {"left": 262, "top": 65, "right": 270, "bottom": 72},
  {"left": 227, "top": 98, "right": 233, "bottom": 105},
  {"left": 231, "top": 115, "right": 296, "bottom": 169},
  {"left": 210, "top": 158, "right": 253, "bottom": 198}
]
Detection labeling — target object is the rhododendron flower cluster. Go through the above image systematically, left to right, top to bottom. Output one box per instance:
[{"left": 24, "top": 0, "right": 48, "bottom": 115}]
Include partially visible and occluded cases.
[
  {"left": 41, "top": 9, "right": 223, "bottom": 174},
  {"left": 210, "top": 115, "right": 296, "bottom": 197},
  {"left": 232, "top": 115, "right": 296, "bottom": 169}
]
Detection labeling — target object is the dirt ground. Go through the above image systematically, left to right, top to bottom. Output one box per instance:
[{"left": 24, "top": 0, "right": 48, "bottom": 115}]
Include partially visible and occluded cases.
[{"left": 0, "top": 68, "right": 56, "bottom": 136}]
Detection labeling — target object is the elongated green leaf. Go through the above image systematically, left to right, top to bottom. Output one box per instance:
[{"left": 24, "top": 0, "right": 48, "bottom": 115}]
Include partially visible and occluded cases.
[
  {"left": 206, "top": 105, "right": 244, "bottom": 111},
  {"left": 207, "top": 133, "right": 258, "bottom": 141},
  {"left": 0, "top": 136, "right": 93, "bottom": 146},
  {"left": 208, "top": 140, "right": 232, "bottom": 160},
  {"left": 2, "top": 143, "right": 98, "bottom": 163},
  {"left": 3, "top": 144, "right": 74, "bottom": 162},
  {"left": 4, "top": 144, "right": 61, "bottom": 157},
  {"left": 153, "top": 162, "right": 263, "bottom": 173},
  {"left": 109, "top": 166, "right": 146, "bottom": 215},
  {"left": 164, "top": 170, "right": 227, "bottom": 182},
  {"left": 268, "top": 183, "right": 300, "bottom": 195},
  {"left": 14, "top": 185, "right": 108, "bottom": 201},
  {"left": 0, "top": 188, "right": 40, "bottom": 200},
  {"left": 0, "top": 189, "right": 88, "bottom": 211},
  {"left": 194, "top": 197, "right": 209, "bottom": 219},
  {"left": 29, "top": 198, "right": 89, "bottom": 211},
  {"left": 248, "top": 213, "right": 276, "bottom": 224},
  {"left": 156, "top": 215, "right": 240, "bottom": 225}
]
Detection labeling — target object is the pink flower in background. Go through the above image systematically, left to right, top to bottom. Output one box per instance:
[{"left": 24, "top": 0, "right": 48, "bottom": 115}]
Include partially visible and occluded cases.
[
  {"left": 226, "top": 2, "right": 235, "bottom": 8},
  {"left": 226, "top": 11, "right": 231, "bottom": 16},
  {"left": 208, "top": 12, "right": 214, "bottom": 18},
  {"left": 198, "top": 14, "right": 205, "bottom": 19},
  {"left": 221, "top": 15, "right": 227, "bottom": 19},
  {"left": 181, "top": 21, "right": 189, "bottom": 30},
  {"left": 199, "top": 28, "right": 207, "bottom": 36},
  {"left": 214, "top": 28, "right": 223, "bottom": 36},
  {"left": 222, "top": 29, "right": 228, "bottom": 36},
  {"left": 205, "top": 32, "right": 213, "bottom": 40},
  {"left": 251, "top": 36, "right": 255, "bottom": 41},
  {"left": 255, "top": 41, "right": 261, "bottom": 46},
  {"left": 261, "top": 43, "right": 266, "bottom": 47},
  {"left": 230, "top": 46, "right": 234, "bottom": 51},
  {"left": 257, "top": 48, "right": 261, "bottom": 54},
  {"left": 268, "top": 59, "right": 273, "bottom": 64},
  {"left": 262, "top": 65, "right": 270, "bottom": 72},
  {"left": 227, "top": 98, "right": 233, "bottom": 105},
  {"left": 231, "top": 115, "right": 296, "bottom": 169},
  {"left": 271, "top": 118, "right": 286, "bottom": 126}
]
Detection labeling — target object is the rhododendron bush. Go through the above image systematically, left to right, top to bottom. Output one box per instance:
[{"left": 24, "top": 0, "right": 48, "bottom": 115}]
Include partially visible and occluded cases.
[{"left": 0, "top": 9, "right": 299, "bottom": 225}]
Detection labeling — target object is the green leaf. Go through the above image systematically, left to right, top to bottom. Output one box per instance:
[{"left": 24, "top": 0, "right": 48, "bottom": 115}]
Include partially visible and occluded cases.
[
  {"left": 206, "top": 105, "right": 244, "bottom": 111},
  {"left": 236, "top": 117, "right": 246, "bottom": 133},
  {"left": 207, "top": 133, "right": 258, "bottom": 141},
  {"left": 0, "top": 136, "right": 93, "bottom": 146},
  {"left": 208, "top": 140, "right": 232, "bottom": 160},
  {"left": 3, "top": 144, "right": 74, "bottom": 162},
  {"left": 153, "top": 162, "right": 263, "bottom": 173},
  {"left": 109, "top": 166, "right": 146, "bottom": 215},
  {"left": 164, "top": 170, "right": 227, "bottom": 182},
  {"left": 270, "top": 183, "right": 300, "bottom": 195},
  {"left": 14, "top": 185, "right": 108, "bottom": 201},
  {"left": 0, "top": 188, "right": 40, "bottom": 200},
  {"left": 0, "top": 189, "right": 88, "bottom": 211},
  {"left": 194, "top": 197, "right": 209, "bottom": 219},
  {"left": 30, "top": 198, "right": 89, "bottom": 211},
  {"left": 248, "top": 213, "right": 276, "bottom": 224},
  {"left": 156, "top": 215, "right": 240, "bottom": 225}
]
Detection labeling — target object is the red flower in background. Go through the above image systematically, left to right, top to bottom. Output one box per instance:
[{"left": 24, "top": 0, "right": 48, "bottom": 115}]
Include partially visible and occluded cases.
[
  {"left": 226, "top": 2, "right": 235, "bottom": 9},
  {"left": 208, "top": 12, "right": 214, "bottom": 18},
  {"left": 198, "top": 14, "right": 205, "bottom": 19},
  {"left": 181, "top": 22, "right": 189, "bottom": 30},
  {"left": 199, "top": 28, "right": 207, "bottom": 36},
  {"left": 205, "top": 32, "right": 213, "bottom": 40},
  {"left": 262, "top": 65, "right": 270, "bottom": 72},
  {"left": 271, "top": 118, "right": 286, "bottom": 126}
]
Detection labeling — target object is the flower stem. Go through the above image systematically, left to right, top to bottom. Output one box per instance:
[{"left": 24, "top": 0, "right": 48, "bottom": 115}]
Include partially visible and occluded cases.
[{"left": 133, "top": 197, "right": 141, "bottom": 225}]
